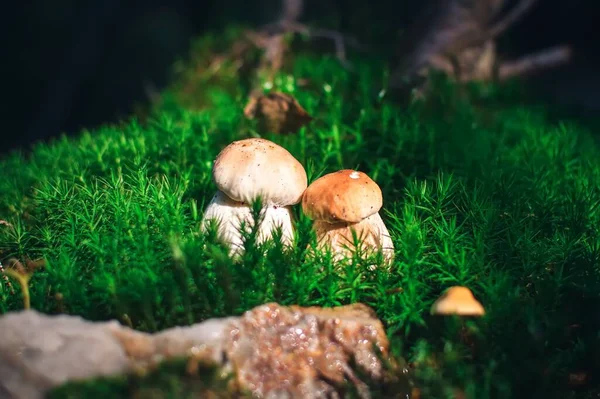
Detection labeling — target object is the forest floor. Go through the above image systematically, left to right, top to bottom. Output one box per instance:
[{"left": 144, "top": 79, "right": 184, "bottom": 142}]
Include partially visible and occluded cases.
[{"left": 2, "top": 26, "right": 600, "bottom": 398}]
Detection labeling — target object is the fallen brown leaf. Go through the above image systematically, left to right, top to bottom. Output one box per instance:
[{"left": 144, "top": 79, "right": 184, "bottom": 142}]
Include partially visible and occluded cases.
[{"left": 244, "top": 92, "right": 313, "bottom": 134}]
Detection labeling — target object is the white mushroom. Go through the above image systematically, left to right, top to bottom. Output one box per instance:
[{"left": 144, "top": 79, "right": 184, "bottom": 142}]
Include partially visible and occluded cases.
[
  {"left": 201, "top": 138, "right": 307, "bottom": 256},
  {"left": 301, "top": 169, "right": 394, "bottom": 267}
]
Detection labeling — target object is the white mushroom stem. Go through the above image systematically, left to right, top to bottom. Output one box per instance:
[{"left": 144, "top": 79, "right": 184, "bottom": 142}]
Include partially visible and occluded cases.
[
  {"left": 201, "top": 191, "right": 296, "bottom": 256},
  {"left": 312, "top": 212, "right": 394, "bottom": 268}
]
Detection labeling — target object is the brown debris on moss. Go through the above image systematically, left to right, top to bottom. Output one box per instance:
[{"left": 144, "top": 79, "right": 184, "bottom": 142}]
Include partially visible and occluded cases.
[{"left": 243, "top": 91, "right": 313, "bottom": 134}]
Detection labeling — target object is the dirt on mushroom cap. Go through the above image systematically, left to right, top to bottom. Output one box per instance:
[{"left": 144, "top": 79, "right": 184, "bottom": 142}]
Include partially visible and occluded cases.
[
  {"left": 212, "top": 138, "right": 308, "bottom": 206},
  {"left": 302, "top": 169, "right": 383, "bottom": 224}
]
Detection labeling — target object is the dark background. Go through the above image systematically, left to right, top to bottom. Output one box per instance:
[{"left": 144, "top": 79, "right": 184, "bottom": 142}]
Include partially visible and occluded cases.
[{"left": 5, "top": 0, "right": 600, "bottom": 156}]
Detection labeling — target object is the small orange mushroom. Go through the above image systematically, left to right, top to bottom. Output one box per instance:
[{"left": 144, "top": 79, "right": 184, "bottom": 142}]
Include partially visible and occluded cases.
[{"left": 430, "top": 286, "right": 485, "bottom": 316}]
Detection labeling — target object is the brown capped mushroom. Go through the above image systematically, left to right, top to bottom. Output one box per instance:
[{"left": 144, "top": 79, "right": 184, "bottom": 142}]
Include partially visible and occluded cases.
[
  {"left": 201, "top": 138, "right": 307, "bottom": 256},
  {"left": 301, "top": 169, "right": 394, "bottom": 267},
  {"left": 430, "top": 286, "right": 485, "bottom": 316}
]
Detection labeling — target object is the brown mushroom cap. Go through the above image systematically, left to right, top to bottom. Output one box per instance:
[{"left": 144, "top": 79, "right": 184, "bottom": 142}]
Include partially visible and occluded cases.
[
  {"left": 212, "top": 138, "right": 308, "bottom": 206},
  {"left": 301, "top": 169, "right": 383, "bottom": 223},
  {"left": 430, "top": 286, "right": 485, "bottom": 316}
]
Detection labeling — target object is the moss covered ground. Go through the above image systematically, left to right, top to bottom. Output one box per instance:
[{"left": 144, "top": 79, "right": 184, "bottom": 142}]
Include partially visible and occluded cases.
[{"left": 2, "top": 25, "right": 600, "bottom": 398}]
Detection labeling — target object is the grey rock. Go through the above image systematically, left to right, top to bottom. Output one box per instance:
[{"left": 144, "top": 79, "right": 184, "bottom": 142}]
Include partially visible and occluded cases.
[
  {"left": 0, "top": 303, "right": 395, "bottom": 399},
  {"left": 0, "top": 310, "right": 235, "bottom": 399},
  {"left": 0, "top": 311, "right": 129, "bottom": 399}
]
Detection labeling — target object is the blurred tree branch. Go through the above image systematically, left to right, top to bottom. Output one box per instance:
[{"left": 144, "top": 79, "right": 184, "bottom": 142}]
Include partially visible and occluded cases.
[
  {"left": 243, "top": 0, "right": 362, "bottom": 94},
  {"left": 388, "top": 0, "right": 571, "bottom": 95},
  {"left": 487, "top": 0, "right": 540, "bottom": 41}
]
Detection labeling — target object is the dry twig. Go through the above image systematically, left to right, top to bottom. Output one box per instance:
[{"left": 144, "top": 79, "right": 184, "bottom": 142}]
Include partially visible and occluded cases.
[
  {"left": 251, "top": 0, "right": 362, "bottom": 77},
  {"left": 487, "top": 0, "right": 541, "bottom": 41},
  {"left": 498, "top": 45, "right": 572, "bottom": 80},
  {"left": 2, "top": 257, "right": 46, "bottom": 309}
]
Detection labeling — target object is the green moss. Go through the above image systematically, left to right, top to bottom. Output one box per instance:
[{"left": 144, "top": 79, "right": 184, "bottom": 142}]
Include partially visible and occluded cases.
[
  {"left": 2, "top": 28, "right": 600, "bottom": 398},
  {"left": 47, "top": 352, "right": 416, "bottom": 398},
  {"left": 47, "top": 358, "right": 235, "bottom": 398}
]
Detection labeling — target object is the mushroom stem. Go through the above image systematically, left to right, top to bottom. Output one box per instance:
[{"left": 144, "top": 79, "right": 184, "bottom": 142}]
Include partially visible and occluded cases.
[
  {"left": 201, "top": 191, "right": 295, "bottom": 257},
  {"left": 312, "top": 212, "right": 394, "bottom": 268}
]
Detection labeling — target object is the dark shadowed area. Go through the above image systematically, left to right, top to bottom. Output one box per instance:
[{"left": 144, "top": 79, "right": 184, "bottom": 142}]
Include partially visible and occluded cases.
[{"left": 4, "top": 0, "right": 600, "bottom": 155}]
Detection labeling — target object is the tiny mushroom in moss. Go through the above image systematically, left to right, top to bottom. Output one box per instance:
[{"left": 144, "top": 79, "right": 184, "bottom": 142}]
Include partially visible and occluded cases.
[
  {"left": 201, "top": 138, "right": 308, "bottom": 256},
  {"left": 301, "top": 169, "right": 394, "bottom": 267},
  {"left": 430, "top": 286, "right": 485, "bottom": 317}
]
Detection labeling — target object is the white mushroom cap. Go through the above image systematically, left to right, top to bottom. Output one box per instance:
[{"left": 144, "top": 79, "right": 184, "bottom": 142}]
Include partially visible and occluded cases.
[{"left": 212, "top": 138, "right": 307, "bottom": 207}]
